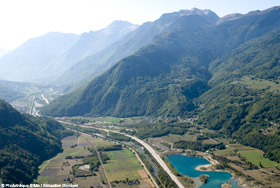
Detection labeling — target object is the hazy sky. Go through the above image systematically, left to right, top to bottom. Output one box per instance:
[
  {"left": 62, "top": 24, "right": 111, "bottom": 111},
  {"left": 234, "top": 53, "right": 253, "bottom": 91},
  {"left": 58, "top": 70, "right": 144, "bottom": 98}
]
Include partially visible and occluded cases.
[{"left": 0, "top": 0, "right": 279, "bottom": 49}]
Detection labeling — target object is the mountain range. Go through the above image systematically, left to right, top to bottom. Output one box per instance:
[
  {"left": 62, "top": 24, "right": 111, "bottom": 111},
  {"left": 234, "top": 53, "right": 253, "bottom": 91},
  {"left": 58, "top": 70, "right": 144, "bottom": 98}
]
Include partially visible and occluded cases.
[
  {"left": 0, "top": 6, "right": 280, "bottom": 165},
  {"left": 41, "top": 6, "right": 280, "bottom": 162},
  {"left": 42, "top": 6, "right": 280, "bottom": 117},
  {"left": 57, "top": 8, "right": 219, "bottom": 86},
  {"left": 0, "top": 21, "right": 137, "bottom": 83}
]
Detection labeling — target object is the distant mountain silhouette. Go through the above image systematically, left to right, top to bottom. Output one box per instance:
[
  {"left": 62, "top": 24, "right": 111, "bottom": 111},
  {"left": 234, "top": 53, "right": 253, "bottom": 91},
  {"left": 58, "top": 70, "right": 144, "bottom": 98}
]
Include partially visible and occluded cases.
[{"left": 0, "top": 21, "right": 137, "bottom": 83}]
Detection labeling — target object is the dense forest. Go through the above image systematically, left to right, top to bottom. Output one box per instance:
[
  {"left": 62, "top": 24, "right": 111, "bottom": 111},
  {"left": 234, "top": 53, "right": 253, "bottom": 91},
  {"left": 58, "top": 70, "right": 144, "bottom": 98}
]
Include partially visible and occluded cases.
[{"left": 198, "top": 84, "right": 280, "bottom": 162}]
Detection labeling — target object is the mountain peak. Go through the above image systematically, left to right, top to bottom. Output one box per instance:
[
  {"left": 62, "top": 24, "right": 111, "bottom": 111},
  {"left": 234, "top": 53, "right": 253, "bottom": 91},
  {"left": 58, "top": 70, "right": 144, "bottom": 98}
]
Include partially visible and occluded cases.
[
  {"left": 217, "top": 6, "right": 280, "bottom": 25},
  {"left": 157, "top": 8, "right": 219, "bottom": 28},
  {"left": 176, "top": 8, "right": 220, "bottom": 25},
  {"left": 177, "top": 8, "right": 219, "bottom": 18},
  {"left": 190, "top": 8, "right": 214, "bottom": 15},
  {"left": 100, "top": 20, "right": 138, "bottom": 35},
  {"left": 109, "top": 20, "right": 135, "bottom": 26}
]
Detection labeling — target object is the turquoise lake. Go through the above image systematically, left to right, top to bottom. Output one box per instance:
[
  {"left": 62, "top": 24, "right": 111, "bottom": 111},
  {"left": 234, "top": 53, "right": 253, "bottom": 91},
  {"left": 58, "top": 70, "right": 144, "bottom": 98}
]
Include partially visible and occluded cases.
[{"left": 167, "top": 155, "right": 244, "bottom": 188}]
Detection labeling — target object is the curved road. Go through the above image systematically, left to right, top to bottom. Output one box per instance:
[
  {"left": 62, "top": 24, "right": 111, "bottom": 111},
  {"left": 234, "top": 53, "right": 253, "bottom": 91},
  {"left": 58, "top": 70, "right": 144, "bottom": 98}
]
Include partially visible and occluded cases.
[
  {"left": 58, "top": 121, "right": 184, "bottom": 188},
  {"left": 76, "top": 124, "right": 185, "bottom": 188}
]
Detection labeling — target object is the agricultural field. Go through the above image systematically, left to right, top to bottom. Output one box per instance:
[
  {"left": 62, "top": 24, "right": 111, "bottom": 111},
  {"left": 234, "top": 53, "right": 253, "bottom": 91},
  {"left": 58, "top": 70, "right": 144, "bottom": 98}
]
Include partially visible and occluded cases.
[
  {"left": 61, "top": 116, "right": 141, "bottom": 125},
  {"left": 94, "top": 116, "right": 133, "bottom": 124},
  {"left": 149, "top": 126, "right": 221, "bottom": 150},
  {"left": 36, "top": 132, "right": 154, "bottom": 188},
  {"left": 153, "top": 133, "right": 196, "bottom": 144},
  {"left": 35, "top": 135, "right": 106, "bottom": 188},
  {"left": 92, "top": 137, "right": 114, "bottom": 149},
  {"left": 201, "top": 138, "right": 218, "bottom": 145},
  {"left": 214, "top": 144, "right": 280, "bottom": 187},
  {"left": 215, "top": 144, "right": 280, "bottom": 168},
  {"left": 213, "top": 147, "right": 235, "bottom": 156},
  {"left": 104, "top": 149, "right": 154, "bottom": 187},
  {"left": 104, "top": 149, "right": 142, "bottom": 181},
  {"left": 239, "top": 149, "right": 280, "bottom": 168}
]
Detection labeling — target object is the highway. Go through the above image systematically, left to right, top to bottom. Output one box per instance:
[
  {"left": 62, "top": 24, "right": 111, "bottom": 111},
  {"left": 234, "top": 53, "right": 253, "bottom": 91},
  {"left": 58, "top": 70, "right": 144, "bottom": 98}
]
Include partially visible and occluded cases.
[
  {"left": 41, "top": 94, "right": 49, "bottom": 104},
  {"left": 59, "top": 121, "right": 185, "bottom": 188},
  {"left": 65, "top": 124, "right": 158, "bottom": 188},
  {"left": 130, "top": 135, "right": 184, "bottom": 188}
]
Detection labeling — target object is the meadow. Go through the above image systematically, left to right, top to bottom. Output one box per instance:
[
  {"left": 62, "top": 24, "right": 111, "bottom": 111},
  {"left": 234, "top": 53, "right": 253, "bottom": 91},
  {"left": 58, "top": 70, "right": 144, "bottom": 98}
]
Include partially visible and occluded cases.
[
  {"left": 232, "top": 76, "right": 280, "bottom": 91},
  {"left": 104, "top": 149, "right": 142, "bottom": 181},
  {"left": 239, "top": 149, "right": 280, "bottom": 168}
]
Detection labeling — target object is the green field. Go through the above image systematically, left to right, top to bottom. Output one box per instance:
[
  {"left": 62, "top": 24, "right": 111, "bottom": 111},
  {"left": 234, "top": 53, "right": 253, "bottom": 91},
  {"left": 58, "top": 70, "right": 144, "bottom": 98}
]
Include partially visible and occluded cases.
[
  {"left": 232, "top": 76, "right": 280, "bottom": 91},
  {"left": 63, "top": 116, "right": 136, "bottom": 124},
  {"left": 99, "top": 116, "right": 130, "bottom": 123},
  {"left": 35, "top": 133, "right": 152, "bottom": 187},
  {"left": 157, "top": 133, "right": 196, "bottom": 143},
  {"left": 92, "top": 137, "right": 114, "bottom": 149},
  {"left": 215, "top": 144, "right": 280, "bottom": 168},
  {"left": 214, "top": 147, "right": 235, "bottom": 156},
  {"left": 104, "top": 149, "right": 142, "bottom": 181},
  {"left": 239, "top": 150, "right": 280, "bottom": 168}
]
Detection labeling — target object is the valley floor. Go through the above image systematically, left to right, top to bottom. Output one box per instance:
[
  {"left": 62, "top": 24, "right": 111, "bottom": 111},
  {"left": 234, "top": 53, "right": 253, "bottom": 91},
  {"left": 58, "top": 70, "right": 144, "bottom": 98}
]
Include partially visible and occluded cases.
[
  {"left": 34, "top": 115, "right": 280, "bottom": 188},
  {"left": 57, "top": 116, "right": 280, "bottom": 188},
  {"left": 36, "top": 132, "right": 156, "bottom": 188}
]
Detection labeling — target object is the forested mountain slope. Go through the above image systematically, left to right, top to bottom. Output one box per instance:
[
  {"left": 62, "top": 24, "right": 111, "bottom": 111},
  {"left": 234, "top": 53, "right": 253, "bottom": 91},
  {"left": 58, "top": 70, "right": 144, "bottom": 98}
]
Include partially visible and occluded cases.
[
  {"left": 42, "top": 7, "right": 280, "bottom": 118},
  {"left": 41, "top": 9, "right": 220, "bottom": 117},
  {"left": 198, "top": 29, "right": 280, "bottom": 162},
  {"left": 209, "top": 32, "right": 280, "bottom": 85},
  {"left": 0, "top": 80, "right": 25, "bottom": 102},
  {"left": 0, "top": 100, "right": 72, "bottom": 184}
]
